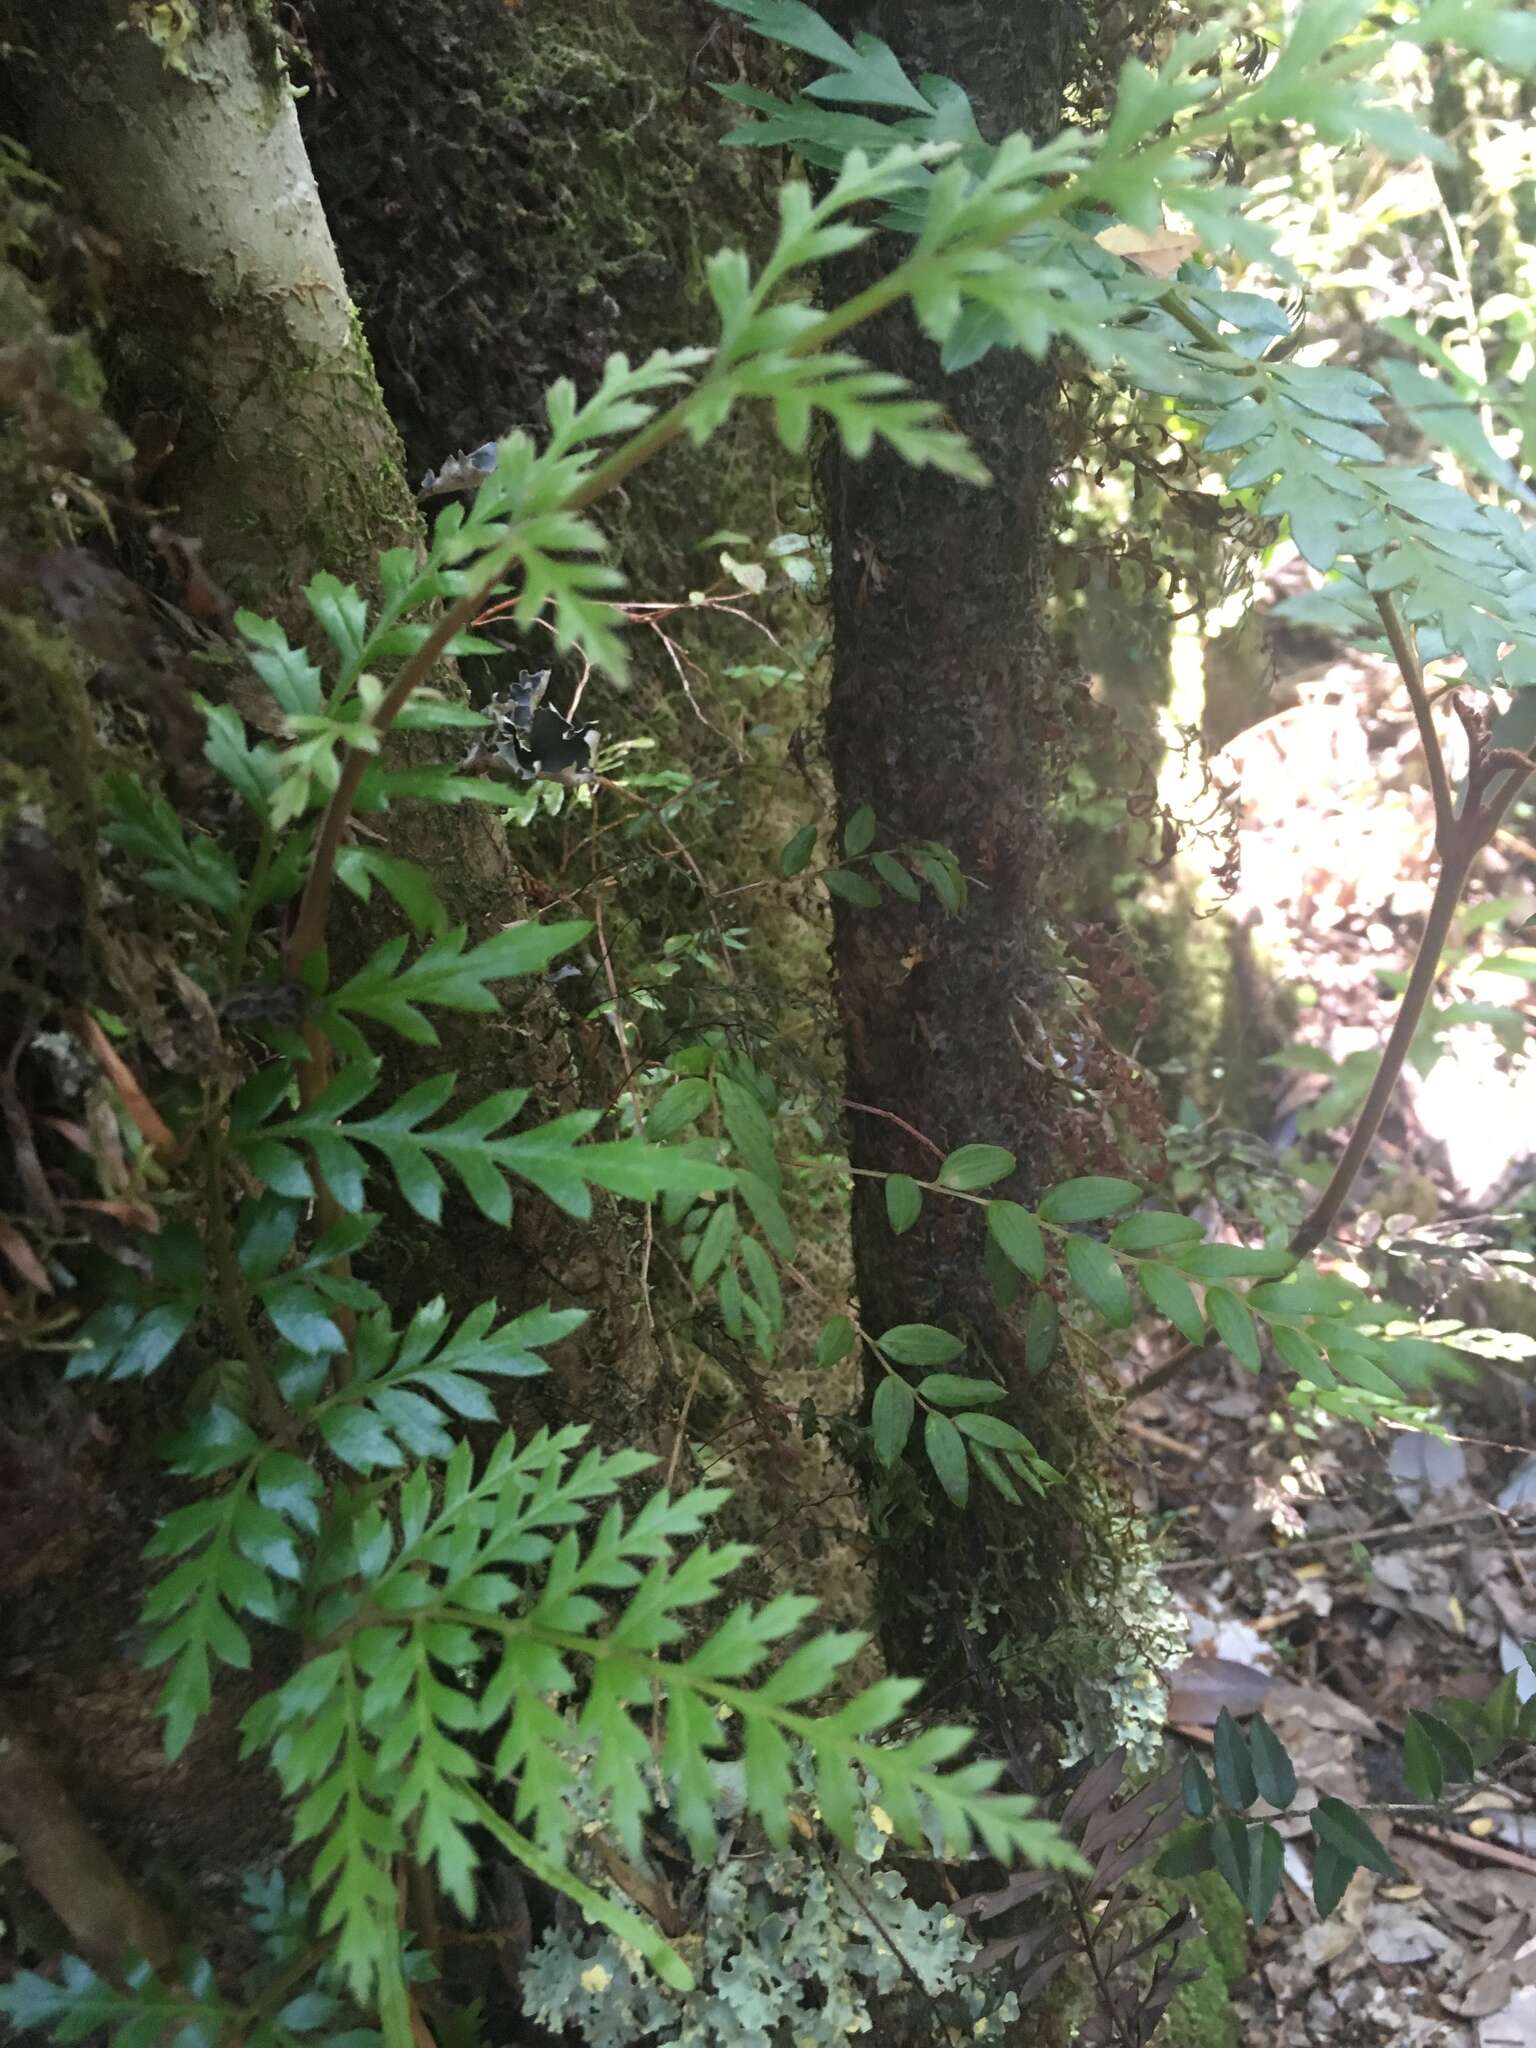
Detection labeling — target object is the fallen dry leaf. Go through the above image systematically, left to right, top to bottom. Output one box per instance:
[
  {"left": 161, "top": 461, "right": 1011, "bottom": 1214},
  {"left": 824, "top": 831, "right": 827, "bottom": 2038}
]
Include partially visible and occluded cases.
[{"left": 1094, "top": 222, "right": 1200, "bottom": 278}]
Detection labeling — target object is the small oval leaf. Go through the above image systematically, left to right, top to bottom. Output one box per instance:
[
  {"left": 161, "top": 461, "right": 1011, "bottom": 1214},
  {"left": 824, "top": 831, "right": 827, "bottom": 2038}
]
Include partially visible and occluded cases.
[
  {"left": 843, "top": 803, "right": 876, "bottom": 857},
  {"left": 780, "top": 823, "right": 817, "bottom": 877},
  {"left": 938, "top": 1143, "right": 1016, "bottom": 1192},
  {"left": 885, "top": 1174, "right": 922, "bottom": 1235},
  {"left": 1038, "top": 1176, "right": 1142, "bottom": 1225},
  {"left": 986, "top": 1201, "right": 1045, "bottom": 1281},
  {"left": 1064, "top": 1235, "right": 1133, "bottom": 1328},
  {"left": 878, "top": 1323, "right": 965, "bottom": 1366},
  {"left": 871, "top": 1376, "right": 915, "bottom": 1466},
  {"left": 924, "top": 1411, "right": 969, "bottom": 1507}
]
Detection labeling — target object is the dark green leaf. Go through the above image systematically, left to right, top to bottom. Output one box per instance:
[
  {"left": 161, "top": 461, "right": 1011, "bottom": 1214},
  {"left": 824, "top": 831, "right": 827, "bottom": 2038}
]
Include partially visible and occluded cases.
[
  {"left": 843, "top": 803, "right": 876, "bottom": 856},
  {"left": 780, "top": 823, "right": 817, "bottom": 877},
  {"left": 870, "top": 851, "right": 920, "bottom": 900},
  {"left": 914, "top": 852, "right": 964, "bottom": 913},
  {"left": 823, "top": 866, "right": 881, "bottom": 906},
  {"left": 1139, "top": 1261, "right": 1207, "bottom": 1345},
  {"left": 1207, "top": 1287, "right": 1260, "bottom": 1371},
  {"left": 1025, "top": 1292, "right": 1058, "bottom": 1375},
  {"left": 816, "top": 1315, "right": 855, "bottom": 1367},
  {"left": 878, "top": 1323, "right": 964, "bottom": 1366},
  {"left": 918, "top": 1374, "right": 1006, "bottom": 1408},
  {"left": 871, "top": 1376, "right": 915, "bottom": 1466},
  {"left": 924, "top": 1411, "right": 969, "bottom": 1508},
  {"left": 953, "top": 1411, "right": 1037, "bottom": 1454},
  {"left": 1213, "top": 1708, "right": 1258, "bottom": 1811},
  {"left": 1414, "top": 1710, "right": 1476, "bottom": 1788},
  {"left": 1402, "top": 1714, "right": 1443, "bottom": 1804},
  {"left": 1248, "top": 1715, "right": 1298, "bottom": 1808},
  {"left": 1183, "top": 1754, "right": 1214, "bottom": 1818},
  {"left": 1312, "top": 1797, "right": 1397, "bottom": 1877},
  {"left": 1208, "top": 1815, "right": 1251, "bottom": 1910},
  {"left": 1156, "top": 1820, "right": 1216, "bottom": 1879},
  {"left": 1249, "top": 1823, "right": 1284, "bottom": 1924},
  {"left": 1312, "top": 1842, "right": 1353, "bottom": 1917}
]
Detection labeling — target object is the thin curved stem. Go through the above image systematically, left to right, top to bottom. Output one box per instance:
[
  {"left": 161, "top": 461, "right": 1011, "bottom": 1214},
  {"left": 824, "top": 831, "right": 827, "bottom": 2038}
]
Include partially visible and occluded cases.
[
  {"left": 1374, "top": 591, "right": 1454, "bottom": 848},
  {"left": 1290, "top": 850, "right": 1465, "bottom": 1258}
]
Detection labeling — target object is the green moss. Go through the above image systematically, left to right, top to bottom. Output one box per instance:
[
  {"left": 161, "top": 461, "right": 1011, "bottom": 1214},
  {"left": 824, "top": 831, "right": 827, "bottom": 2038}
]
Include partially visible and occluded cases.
[{"left": 1156, "top": 1872, "right": 1245, "bottom": 2048}]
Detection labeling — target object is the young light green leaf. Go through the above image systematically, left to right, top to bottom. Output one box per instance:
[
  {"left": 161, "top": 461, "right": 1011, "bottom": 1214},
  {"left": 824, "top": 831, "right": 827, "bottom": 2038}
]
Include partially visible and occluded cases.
[
  {"left": 843, "top": 803, "right": 876, "bottom": 856},
  {"left": 647, "top": 1078, "right": 712, "bottom": 1141},
  {"left": 937, "top": 1143, "right": 1016, "bottom": 1191},
  {"left": 886, "top": 1173, "right": 922, "bottom": 1234},
  {"left": 1038, "top": 1176, "right": 1141, "bottom": 1225},
  {"left": 691, "top": 1201, "right": 738, "bottom": 1288},
  {"left": 986, "top": 1201, "right": 1045, "bottom": 1282},
  {"left": 1109, "top": 1211, "right": 1205, "bottom": 1253},
  {"left": 1063, "top": 1235, "right": 1133, "bottom": 1328},
  {"left": 1172, "top": 1243, "right": 1296, "bottom": 1282},
  {"left": 1134, "top": 1259, "right": 1203, "bottom": 1346},
  {"left": 1207, "top": 1287, "right": 1260, "bottom": 1371},
  {"left": 817, "top": 1314, "right": 856, "bottom": 1367},
  {"left": 917, "top": 1374, "right": 1006, "bottom": 1408},
  {"left": 953, "top": 1412, "right": 1037, "bottom": 1455}
]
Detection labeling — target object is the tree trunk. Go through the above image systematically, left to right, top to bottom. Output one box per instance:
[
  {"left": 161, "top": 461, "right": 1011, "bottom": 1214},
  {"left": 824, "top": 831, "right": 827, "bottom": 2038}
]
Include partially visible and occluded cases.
[
  {"left": 18, "top": 0, "right": 414, "bottom": 596},
  {"left": 823, "top": 3, "right": 1142, "bottom": 1758}
]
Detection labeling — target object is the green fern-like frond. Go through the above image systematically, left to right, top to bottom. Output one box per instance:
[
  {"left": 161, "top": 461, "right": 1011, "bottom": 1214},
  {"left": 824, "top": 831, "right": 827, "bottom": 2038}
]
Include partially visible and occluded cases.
[
  {"left": 230, "top": 1058, "right": 734, "bottom": 1224},
  {"left": 243, "top": 1429, "right": 1078, "bottom": 2004}
]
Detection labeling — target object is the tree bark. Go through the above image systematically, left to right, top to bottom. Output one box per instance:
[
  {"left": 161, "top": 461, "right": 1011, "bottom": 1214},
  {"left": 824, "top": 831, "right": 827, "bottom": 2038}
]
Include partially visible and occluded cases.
[{"left": 822, "top": 3, "right": 1122, "bottom": 1747}]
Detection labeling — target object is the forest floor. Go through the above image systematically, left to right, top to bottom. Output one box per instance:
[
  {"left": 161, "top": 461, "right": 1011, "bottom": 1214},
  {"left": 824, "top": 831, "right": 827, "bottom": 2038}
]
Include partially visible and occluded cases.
[{"left": 1126, "top": 567, "right": 1536, "bottom": 2048}]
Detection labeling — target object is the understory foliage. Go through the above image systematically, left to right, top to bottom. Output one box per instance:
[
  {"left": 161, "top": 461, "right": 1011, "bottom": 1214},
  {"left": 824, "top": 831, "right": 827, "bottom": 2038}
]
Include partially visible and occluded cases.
[{"left": 6, "top": 2, "right": 1536, "bottom": 2044}]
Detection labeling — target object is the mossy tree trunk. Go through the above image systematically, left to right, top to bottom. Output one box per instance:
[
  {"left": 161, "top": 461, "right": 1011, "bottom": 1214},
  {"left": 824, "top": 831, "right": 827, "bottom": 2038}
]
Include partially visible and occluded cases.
[
  {"left": 0, "top": 0, "right": 599, "bottom": 1955},
  {"left": 19, "top": 0, "right": 415, "bottom": 597},
  {"left": 822, "top": 2, "right": 1134, "bottom": 1761}
]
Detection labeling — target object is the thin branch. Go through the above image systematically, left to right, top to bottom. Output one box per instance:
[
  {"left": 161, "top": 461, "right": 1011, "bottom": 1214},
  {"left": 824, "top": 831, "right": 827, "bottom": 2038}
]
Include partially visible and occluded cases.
[
  {"left": 1373, "top": 590, "right": 1454, "bottom": 848},
  {"left": 1290, "top": 853, "right": 1465, "bottom": 1258},
  {"left": 844, "top": 1098, "right": 947, "bottom": 1163},
  {"left": 0, "top": 1703, "right": 176, "bottom": 1979}
]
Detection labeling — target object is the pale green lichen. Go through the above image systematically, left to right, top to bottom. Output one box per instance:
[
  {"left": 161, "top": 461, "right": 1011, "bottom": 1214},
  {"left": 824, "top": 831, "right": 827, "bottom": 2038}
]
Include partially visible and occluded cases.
[{"left": 520, "top": 1754, "right": 1020, "bottom": 2048}]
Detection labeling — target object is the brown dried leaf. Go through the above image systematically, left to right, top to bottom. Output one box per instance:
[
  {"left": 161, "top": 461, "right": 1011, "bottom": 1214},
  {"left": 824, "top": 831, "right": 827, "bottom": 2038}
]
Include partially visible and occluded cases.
[
  {"left": 75, "top": 1013, "right": 177, "bottom": 1163},
  {"left": 0, "top": 1221, "right": 51, "bottom": 1293}
]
